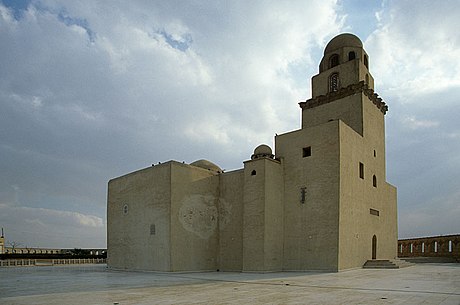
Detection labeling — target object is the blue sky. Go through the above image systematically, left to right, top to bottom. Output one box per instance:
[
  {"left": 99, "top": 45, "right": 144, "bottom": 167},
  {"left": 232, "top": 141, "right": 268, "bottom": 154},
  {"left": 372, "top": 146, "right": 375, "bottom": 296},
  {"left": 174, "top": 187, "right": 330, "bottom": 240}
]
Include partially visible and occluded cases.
[{"left": 0, "top": 0, "right": 459, "bottom": 248}]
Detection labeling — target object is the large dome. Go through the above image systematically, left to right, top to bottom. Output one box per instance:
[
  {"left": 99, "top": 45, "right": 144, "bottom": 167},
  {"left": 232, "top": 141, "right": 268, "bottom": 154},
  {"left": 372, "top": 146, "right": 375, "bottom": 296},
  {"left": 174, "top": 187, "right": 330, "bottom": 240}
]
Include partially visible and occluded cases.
[
  {"left": 324, "top": 33, "right": 363, "bottom": 54},
  {"left": 190, "top": 159, "right": 222, "bottom": 173}
]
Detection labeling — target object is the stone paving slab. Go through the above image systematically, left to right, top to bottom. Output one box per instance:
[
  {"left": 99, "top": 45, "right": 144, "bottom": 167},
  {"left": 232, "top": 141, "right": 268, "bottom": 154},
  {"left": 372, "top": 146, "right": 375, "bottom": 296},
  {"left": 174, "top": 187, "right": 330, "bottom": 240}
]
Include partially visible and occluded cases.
[{"left": 1, "top": 263, "right": 459, "bottom": 304}]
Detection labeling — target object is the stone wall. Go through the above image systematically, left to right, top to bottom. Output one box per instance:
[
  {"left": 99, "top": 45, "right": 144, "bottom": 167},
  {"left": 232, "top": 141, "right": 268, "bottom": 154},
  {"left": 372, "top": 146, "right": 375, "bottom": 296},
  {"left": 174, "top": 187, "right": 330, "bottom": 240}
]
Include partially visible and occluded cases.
[{"left": 398, "top": 234, "right": 459, "bottom": 259}]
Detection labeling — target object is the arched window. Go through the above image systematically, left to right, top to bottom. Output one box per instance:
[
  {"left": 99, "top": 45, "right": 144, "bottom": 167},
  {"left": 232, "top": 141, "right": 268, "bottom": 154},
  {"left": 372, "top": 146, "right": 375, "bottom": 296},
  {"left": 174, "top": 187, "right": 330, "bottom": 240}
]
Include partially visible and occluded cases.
[
  {"left": 348, "top": 51, "right": 356, "bottom": 60},
  {"left": 329, "top": 54, "right": 339, "bottom": 68},
  {"left": 364, "top": 55, "right": 369, "bottom": 68},
  {"left": 329, "top": 73, "right": 339, "bottom": 92},
  {"left": 251, "top": 170, "right": 257, "bottom": 176},
  {"left": 373, "top": 175, "right": 377, "bottom": 187},
  {"left": 372, "top": 235, "right": 377, "bottom": 259}
]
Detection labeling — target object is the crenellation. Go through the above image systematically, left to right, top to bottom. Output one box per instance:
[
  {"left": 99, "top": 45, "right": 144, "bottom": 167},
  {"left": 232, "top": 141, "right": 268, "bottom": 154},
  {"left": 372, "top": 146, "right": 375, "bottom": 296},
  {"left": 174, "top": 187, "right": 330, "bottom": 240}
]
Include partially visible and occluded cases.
[
  {"left": 300, "top": 81, "right": 388, "bottom": 114},
  {"left": 398, "top": 234, "right": 460, "bottom": 259}
]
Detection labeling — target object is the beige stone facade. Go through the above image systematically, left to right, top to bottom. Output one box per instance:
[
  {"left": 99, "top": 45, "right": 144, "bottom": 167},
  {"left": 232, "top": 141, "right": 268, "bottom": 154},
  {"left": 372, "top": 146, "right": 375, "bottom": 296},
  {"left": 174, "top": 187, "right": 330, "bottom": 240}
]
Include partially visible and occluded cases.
[{"left": 107, "top": 33, "right": 397, "bottom": 272}]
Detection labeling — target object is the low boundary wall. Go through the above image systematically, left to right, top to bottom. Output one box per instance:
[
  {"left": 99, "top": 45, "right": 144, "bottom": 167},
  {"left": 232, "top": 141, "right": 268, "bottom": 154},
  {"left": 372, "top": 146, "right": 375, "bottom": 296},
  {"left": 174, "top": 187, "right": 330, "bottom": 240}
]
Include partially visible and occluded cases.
[
  {"left": 398, "top": 234, "right": 459, "bottom": 260},
  {"left": 0, "top": 258, "right": 106, "bottom": 267}
]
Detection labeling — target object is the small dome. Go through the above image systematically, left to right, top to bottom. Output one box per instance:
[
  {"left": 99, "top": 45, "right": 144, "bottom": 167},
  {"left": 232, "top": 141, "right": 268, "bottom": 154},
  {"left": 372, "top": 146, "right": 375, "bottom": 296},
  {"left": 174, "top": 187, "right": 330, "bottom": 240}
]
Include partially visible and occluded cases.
[
  {"left": 324, "top": 33, "right": 363, "bottom": 54},
  {"left": 251, "top": 144, "right": 274, "bottom": 160},
  {"left": 254, "top": 144, "right": 272, "bottom": 156},
  {"left": 190, "top": 159, "right": 222, "bottom": 172}
]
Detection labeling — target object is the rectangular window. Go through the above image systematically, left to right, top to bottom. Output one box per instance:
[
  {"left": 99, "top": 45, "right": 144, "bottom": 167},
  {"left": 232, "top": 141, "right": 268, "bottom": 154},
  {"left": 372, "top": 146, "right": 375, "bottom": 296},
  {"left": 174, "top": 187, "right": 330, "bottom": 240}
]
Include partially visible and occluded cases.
[
  {"left": 302, "top": 146, "right": 311, "bottom": 158},
  {"left": 359, "top": 162, "right": 364, "bottom": 179},
  {"left": 300, "top": 187, "right": 306, "bottom": 204},
  {"left": 370, "top": 208, "right": 379, "bottom": 216},
  {"left": 150, "top": 224, "right": 156, "bottom": 235}
]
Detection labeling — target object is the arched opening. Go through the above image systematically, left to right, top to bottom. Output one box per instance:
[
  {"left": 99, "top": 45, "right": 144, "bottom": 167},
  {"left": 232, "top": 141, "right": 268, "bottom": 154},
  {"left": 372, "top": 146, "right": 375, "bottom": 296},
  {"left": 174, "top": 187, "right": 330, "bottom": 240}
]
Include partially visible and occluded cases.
[
  {"left": 348, "top": 51, "right": 356, "bottom": 60},
  {"left": 329, "top": 54, "right": 339, "bottom": 68},
  {"left": 364, "top": 55, "right": 369, "bottom": 68},
  {"left": 329, "top": 73, "right": 339, "bottom": 92},
  {"left": 251, "top": 170, "right": 256, "bottom": 176},
  {"left": 373, "top": 175, "right": 377, "bottom": 187},
  {"left": 300, "top": 187, "right": 306, "bottom": 204},
  {"left": 372, "top": 235, "right": 377, "bottom": 259}
]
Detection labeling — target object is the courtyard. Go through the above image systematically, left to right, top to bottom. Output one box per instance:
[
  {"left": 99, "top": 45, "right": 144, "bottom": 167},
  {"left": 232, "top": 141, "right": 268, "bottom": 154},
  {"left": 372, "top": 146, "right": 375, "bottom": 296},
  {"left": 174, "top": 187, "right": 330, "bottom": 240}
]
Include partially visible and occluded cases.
[{"left": 0, "top": 263, "right": 459, "bottom": 304}]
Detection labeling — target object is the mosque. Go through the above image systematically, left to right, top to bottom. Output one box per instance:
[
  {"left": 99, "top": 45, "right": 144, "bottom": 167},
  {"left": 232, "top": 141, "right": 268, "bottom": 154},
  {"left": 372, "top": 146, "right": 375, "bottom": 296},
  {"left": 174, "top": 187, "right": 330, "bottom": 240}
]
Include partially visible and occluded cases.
[{"left": 107, "top": 33, "right": 398, "bottom": 272}]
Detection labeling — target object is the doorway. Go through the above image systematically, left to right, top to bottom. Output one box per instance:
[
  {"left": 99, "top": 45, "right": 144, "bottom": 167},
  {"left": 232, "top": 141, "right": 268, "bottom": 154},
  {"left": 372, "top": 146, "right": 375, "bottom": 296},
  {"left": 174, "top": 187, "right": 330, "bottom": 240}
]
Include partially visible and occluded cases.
[{"left": 372, "top": 235, "right": 377, "bottom": 259}]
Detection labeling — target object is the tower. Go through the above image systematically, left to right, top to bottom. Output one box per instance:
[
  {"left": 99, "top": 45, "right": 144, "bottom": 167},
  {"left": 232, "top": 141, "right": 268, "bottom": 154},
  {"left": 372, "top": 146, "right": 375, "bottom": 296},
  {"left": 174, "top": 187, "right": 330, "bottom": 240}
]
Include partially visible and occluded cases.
[
  {"left": 275, "top": 33, "right": 397, "bottom": 271},
  {"left": 0, "top": 228, "right": 5, "bottom": 254}
]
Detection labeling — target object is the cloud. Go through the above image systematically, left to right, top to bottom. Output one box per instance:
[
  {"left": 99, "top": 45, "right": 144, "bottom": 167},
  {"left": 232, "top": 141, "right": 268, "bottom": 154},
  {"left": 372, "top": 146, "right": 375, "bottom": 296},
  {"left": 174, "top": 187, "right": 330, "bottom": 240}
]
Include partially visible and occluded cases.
[
  {"left": 0, "top": 0, "right": 345, "bottom": 247},
  {"left": 0, "top": 0, "right": 345, "bottom": 173},
  {"left": 1, "top": 0, "right": 458, "bottom": 248},
  {"left": 366, "top": 0, "right": 460, "bottom": 98},
  {"left": 365, "top": 1, "right": 460, "bottom": 239},
  {"left": 402, "top": 116, "right": 439, "bottom": 130},
  {"left": 0, "top": 203, "right": 105, "bottom": 248},
  {"left": 0, "top": 203, "right": 104, "bottom": 229}
]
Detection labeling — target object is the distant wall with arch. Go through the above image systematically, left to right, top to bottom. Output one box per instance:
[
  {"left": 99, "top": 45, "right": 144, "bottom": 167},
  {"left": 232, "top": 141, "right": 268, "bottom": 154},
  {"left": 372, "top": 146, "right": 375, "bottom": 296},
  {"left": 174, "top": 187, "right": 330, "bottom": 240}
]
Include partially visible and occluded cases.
[{"left": 398, "top": 234, "right": 459, "bottom": 259}]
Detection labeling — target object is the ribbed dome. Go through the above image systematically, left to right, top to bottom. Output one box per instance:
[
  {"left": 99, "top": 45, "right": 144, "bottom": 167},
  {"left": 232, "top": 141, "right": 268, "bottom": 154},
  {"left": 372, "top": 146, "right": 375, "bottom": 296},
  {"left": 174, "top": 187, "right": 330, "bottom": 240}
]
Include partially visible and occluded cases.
[
  {"left": 324, "top": 33, "right": 363, "bottom": 54},
  {"left": 190, "top": 159, "right": 222, "bottom": 172}
]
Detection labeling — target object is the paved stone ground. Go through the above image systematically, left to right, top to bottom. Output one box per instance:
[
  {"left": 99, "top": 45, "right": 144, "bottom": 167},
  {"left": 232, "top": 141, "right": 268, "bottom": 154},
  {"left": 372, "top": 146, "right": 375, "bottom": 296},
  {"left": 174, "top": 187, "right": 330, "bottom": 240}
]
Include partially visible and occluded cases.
[{"left": 0, "top": 263, "right": 459, "bottom": 304}]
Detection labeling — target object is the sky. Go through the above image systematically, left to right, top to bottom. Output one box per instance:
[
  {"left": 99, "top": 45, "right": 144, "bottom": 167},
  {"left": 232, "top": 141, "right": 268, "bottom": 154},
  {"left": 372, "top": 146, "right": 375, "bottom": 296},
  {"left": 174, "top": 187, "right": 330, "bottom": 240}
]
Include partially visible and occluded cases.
[{"left": 0, "top": 0, "right": 459, "bottom": 249}]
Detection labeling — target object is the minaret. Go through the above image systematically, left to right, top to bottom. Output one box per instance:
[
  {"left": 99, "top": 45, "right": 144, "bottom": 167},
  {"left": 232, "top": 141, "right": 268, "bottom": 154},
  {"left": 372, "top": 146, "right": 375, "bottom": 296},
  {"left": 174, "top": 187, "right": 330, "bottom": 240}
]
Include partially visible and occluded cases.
[
  {"left": 276, "top": 33, "right": 397, "bottom": 270},
  {"left": 299, "top": 33, "right": 387, "bottom": 136},
  {"left": 315, "top": 33, "right": 374, "bottom": 96},
  {"left": 0, "top": 228, "right": 5, "bottom": 254}
]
